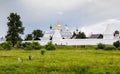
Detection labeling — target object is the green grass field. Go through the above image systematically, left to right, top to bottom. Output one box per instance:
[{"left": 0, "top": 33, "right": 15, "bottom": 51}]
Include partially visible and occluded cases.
[{"left": 0, "top": 46, "right": 120, "bottom": 74}]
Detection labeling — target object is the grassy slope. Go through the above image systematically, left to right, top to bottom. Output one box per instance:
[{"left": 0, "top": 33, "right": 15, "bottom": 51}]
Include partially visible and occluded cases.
[{"left": 0, "top": 46, "right": 120, "bottom": 74}]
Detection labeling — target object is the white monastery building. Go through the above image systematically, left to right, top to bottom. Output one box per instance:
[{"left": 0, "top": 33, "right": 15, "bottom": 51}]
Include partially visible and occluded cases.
[
  {"left": 1, "top": 23, "right": 118, "bottom": 45},
  {"left": 38, "top": 24, "right": 120, "bottom": 45}
]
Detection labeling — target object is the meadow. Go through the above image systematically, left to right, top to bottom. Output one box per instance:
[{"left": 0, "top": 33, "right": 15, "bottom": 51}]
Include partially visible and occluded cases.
[{"left": 0, "top": 46, "right": 120, "bottom": 74}]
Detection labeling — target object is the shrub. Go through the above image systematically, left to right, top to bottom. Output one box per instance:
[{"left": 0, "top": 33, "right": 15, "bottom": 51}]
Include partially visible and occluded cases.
[
  {"left": 16, "top": 41, "right": 22, "bottom": 48},
  {"left": 113, "top": 41, "right": 120, "bottom": 48},
  {"left": 0, "top": 42, "right": 12, "bottom": 50},
  {"left": 21, "top": 42, "right": 41, "bottom": 50},
  {"left": 21, "top": 42, "right": 33, "bottom": 50},
  {"left": 21, "top": 42, "right": 31, "bottom": 48},
  {"left": 32, "top": 42, "right": 41, "bottom": 50},
  {"left": 45, "top": 42, "right": 56, "bottom": 50},
  {"left": 97, "top": 43, "right": 105, "bottom": 49},
  {"left": 24, "top": 45, "right": 33, "bottom": 50},
  {"left": 0, "top": 46, "right": 4, "bottom": 50},
  {"left": 104, "top": 46, "right": 116, "bottom": 50},
  {"left": 117, "top": 47, "right": 120, "bottom": 50},
  {"left": 41, "top": 49, "right": 45, "bottom": 55},
  {"left": 106, "top": 72, "right": 112, "bottom": 74}
]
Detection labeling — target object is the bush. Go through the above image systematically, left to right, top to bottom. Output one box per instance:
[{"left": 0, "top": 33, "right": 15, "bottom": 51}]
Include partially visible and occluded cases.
[
  {"left": 16, "top": 41, "right": 22, "bottom": 48},
  {"left": 113, "top": 41, "right": 120, "bottom": 48},
  {"left": 0, "top": 42, "right": 12, "bottom": 50},
  {"left": 21, "top": 42, "right": 41, "bottom": 50},
  {"left": 21, "top": 42, "right": 31, "bottom": 48},
  {"left": 21, "top": 42, "right": 33, "bottom": 50},
  {"left": 32, "top": 42, "right": 41, "bottom": 50},
  {"left": 45, "top": 42, "right": 56, "bottom": 50},
  {"left": 97, "top": 43, "right": 105, "bottom": 49},
  {"left": 24, "top": 45, "right": 33, "bottom": 50},
  {"left": 0, "top": 46, "right": 4, "bottom": 50},
  {"left": 104, "top": 46, "right": 116, "bottom": 50},
  {"left": 117, "top": 47, "right": 120, "bottom": 50},
  {"left": 41, "top": 49, "right": 46, "bottom": 55}
]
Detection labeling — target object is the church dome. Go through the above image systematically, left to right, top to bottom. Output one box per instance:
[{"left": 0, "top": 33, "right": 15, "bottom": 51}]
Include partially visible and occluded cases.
[{"left": 54, "top": 24, "right": 61, "bottom": 30}]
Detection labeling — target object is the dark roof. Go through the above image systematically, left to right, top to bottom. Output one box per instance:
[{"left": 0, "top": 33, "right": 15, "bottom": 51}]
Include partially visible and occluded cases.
[
  {"left": 89, "top": 34, "right": 103, "bottom": 39},
  {"left": 34, "top": 37, "right": 41, "bottom": 40}
]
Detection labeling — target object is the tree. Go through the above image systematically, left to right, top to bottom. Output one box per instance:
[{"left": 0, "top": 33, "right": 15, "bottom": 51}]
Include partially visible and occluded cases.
[
  {"left": 6, "top": 13, "right": 24, "bottom": 47},
  {"left": 32, "top": 29, "right": 43, "bottom": 40},
  {"left": 71, "top": 30, "right": 86, "bottom": 39},
  {"left": 114, "top": 30, "right": 119, "bottom": 36},
  {"left": 71, "top": 31, "right": 76, "bottom": 39},
  {"left": 76, "top": 32, "right": 86, "bottom": 39},
  {"left": 25, "top": 34, "right": 33, "bottom": 40},
  {"left": 113, "top": 41, "right": 120, "bottom": 48}
]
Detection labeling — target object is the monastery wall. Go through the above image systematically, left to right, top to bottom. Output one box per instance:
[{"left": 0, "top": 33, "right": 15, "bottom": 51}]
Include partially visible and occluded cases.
[
  {"left": 1, "top": 39, "right": 116, "bottom": 46},
  {"left": 23, "top": 39, "right": 119, "bottom": 46},
  {"left": 56, "top": 39, "right": 119, "bottom": 45}
]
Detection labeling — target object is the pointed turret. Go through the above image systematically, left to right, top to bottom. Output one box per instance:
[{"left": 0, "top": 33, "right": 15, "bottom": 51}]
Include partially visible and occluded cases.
[{"left": 103, "top": 24, "right": 113, "bottom": 39}]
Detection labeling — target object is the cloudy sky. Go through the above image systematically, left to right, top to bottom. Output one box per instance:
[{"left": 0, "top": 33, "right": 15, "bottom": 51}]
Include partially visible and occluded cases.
[{"left": 0, "top": 0, "right": 120, "bottom": 38}]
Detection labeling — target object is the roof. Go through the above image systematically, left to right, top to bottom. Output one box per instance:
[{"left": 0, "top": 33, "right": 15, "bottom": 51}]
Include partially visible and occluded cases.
[{"left": 89, "top": 34, "right": 103, "bottom": 39}]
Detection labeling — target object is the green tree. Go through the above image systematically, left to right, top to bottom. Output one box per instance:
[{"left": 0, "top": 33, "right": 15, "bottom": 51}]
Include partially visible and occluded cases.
[
  {"left": 6, "top": 13, "right": 24, "bottom": 47},
  {"left": 32, "top": 29, "right": 43, "bottom": 40},
  {"left": 71, "top": 30, "right": 86, "bottom": 39},
  {"left": 114, "top": 30, "right": 119, "bottom": 36},
  {"left": 71, "top": 31, "right": 76, "bottom": 39},
  {"left": 76, "top": 32, "right": 86, "bottom": 39},
  {"left": 25, "top": 34, "right": 33, "bottom": 40},
  {"left": 113, "top": 41, "right": 120, "bottom": 48}
]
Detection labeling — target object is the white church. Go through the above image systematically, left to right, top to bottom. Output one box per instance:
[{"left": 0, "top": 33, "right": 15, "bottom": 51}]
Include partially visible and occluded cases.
[{"left": 39, "top": 24, "right": 120, "bottom": 45}]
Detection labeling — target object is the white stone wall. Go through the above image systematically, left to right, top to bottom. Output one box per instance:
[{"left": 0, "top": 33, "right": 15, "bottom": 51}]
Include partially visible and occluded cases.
[
  {"left": 1, "top": 39, "right": 119, "bottom": 46},
  {"left": 26, "top": 39, "right": 119, "bottom": 46},
  {"left": 58, "top": 39, "right": 119, "bottom": 45}
]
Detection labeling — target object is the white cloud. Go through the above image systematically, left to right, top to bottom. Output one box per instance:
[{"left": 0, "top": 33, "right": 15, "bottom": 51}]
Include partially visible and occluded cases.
[
  {"left": 0, "top": 0, "right": 120, "bottom": 38},
  {"left": 17, "top": 0, "right": 120, "bottom": 24},
  {"left": 20, "top": 0, "right": 91, "bottom": 11},
  {"left": 80, "top": 19, "right": 120, "bottom": 36}
]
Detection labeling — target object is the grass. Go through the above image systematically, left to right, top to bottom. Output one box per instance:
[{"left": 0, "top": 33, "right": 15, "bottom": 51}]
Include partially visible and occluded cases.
[{"left": 0, "top": 46, "right": 120, "bottom": 74}]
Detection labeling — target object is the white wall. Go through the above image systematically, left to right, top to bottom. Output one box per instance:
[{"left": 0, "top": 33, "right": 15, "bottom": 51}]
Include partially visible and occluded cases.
[
  {"left": 1, "top": 39, "right": 119, "bottom": 46},
  {"left": 36, "top": 39, "right": 119, "bottom": 45},
  {"left": 58, "top": 39, "right": 119, "bottom": 45},
  {"left": 22, "top": 40, "right": 50, "bottom": 46}
]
